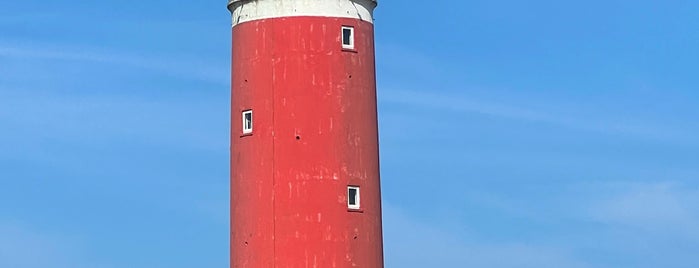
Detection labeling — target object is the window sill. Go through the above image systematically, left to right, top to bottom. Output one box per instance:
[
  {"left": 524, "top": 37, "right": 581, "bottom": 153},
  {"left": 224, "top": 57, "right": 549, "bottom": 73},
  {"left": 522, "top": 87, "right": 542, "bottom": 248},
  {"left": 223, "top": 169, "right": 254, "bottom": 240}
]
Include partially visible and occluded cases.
[
  {"left": 342, "top": 48, "right": 358, "bottom": 53},
  {"left": 240, "top": 133, "right": 253, "bottom": 138},
  {"left": 347, "top": 208, "right": 364, "bottom": 213}
]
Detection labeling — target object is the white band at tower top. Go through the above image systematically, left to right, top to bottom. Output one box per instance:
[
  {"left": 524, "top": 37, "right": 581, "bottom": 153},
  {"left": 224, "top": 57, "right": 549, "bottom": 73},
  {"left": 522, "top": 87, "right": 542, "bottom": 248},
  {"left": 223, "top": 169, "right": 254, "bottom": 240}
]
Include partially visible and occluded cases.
[{"left": 228, "top": 0, "right": 377, "bottom": 26}]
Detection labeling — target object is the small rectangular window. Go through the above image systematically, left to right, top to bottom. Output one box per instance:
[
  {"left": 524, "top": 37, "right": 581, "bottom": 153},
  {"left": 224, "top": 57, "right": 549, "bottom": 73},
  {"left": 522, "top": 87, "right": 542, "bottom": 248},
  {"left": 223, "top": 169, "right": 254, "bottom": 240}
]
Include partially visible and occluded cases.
[
  {"left": 342, "top": 26, "right": 354, "bottom": 49},
  {"left": 242, "top": 110, "right": 253, "bottom": 134},
  {"left": 348, "top": 186, "right": 360, "bottom": 210}
]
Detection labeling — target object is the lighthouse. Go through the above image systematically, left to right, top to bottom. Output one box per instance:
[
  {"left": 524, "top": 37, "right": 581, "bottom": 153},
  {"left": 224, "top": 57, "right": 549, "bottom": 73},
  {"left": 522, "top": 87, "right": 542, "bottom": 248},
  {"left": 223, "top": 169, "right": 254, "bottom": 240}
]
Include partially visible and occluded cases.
[{"left": 227, "top": 0, "right": 383, "bottom": 267}]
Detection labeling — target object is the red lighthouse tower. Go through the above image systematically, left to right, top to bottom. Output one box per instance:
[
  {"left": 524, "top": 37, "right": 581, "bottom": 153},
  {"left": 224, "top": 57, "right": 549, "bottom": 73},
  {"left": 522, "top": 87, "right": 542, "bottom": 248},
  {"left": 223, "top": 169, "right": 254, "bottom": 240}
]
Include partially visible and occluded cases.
[{"left": 228, "top": 0, "right": 383, "bottom": 267}]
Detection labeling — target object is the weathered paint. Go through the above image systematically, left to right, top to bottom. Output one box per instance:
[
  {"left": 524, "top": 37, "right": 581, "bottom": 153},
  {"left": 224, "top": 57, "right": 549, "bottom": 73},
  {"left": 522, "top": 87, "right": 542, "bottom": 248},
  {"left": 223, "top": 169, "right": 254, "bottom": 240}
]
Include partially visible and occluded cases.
[
  {"left": 228, "top": 0, "right": 377, "bottom": 26},
  {"left": 229, "top": 1, "right": 383, "bottom": 267}
]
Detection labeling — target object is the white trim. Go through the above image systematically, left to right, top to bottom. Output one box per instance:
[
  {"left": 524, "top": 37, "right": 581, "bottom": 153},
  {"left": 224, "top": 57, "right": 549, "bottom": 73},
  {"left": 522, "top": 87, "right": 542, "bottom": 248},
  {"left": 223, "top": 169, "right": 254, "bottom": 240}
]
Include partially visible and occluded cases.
[
  {"left": 229, "top": 0, "right": 376, "bottom": 27},
  {"left": 341, "top": 26, "right": 355, "bottom": 50},
  {"left": 242, "top": 110, "right": 253, "bottom": 134},
  {"left": 347, "top": 186, "right": 360, "bottom": 210}
]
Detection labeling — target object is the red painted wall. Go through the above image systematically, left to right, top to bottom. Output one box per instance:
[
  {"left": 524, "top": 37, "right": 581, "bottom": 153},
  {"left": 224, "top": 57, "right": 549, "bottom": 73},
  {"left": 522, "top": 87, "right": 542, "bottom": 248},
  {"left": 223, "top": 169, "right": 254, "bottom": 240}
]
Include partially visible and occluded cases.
[{"left": 230, "top": 17, "right": 384, "bottom": 267}]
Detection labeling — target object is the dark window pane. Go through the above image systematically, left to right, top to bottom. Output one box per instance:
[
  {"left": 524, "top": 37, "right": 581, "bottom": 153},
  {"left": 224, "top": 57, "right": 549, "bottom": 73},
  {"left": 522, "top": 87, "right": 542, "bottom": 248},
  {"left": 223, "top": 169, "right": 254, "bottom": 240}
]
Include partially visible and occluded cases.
[
  {"left": 343, "top": 28, "right": 352, "bottom": 45},
  {"left": 244, "top": 111, "right": 252, "bottom": 131},
  {"left": 348, "top": 188, "right": 357, "bottom": 205}
]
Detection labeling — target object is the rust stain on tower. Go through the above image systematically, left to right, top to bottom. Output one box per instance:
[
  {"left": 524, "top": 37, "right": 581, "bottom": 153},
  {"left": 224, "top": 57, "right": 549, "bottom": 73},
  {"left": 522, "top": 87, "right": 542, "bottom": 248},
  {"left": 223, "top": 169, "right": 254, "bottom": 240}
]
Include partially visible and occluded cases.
[{"left": 228, "top": 0, "right": 384, "bottom": 267}]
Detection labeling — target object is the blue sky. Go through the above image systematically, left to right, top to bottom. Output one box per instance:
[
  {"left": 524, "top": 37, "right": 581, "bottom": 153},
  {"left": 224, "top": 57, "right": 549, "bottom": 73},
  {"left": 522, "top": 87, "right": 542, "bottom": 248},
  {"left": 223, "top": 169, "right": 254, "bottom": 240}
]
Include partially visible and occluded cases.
[{"left": 2, "top": 1, "right": 699, "bottom": 267}]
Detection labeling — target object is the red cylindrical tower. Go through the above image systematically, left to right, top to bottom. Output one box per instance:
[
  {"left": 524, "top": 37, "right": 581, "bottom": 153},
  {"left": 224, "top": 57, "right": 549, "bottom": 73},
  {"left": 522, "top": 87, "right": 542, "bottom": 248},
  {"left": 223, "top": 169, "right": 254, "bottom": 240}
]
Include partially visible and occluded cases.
[{"left": 228, "top": 0, "right": 383, "bottom": 267}]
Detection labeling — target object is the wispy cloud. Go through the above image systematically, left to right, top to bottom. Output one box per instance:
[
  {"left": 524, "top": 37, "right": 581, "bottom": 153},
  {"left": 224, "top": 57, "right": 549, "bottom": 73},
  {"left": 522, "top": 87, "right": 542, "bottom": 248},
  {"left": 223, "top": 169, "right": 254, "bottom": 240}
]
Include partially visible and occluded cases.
[
  {"left": 0, "top": 12, "right": 57, "bottom": 24},
  {"left": 376, "top": 41, "right": 698, "bottom": 145},
  {"left": 0, "top": 43, "right": 229, "bottom": 85},
  {"left": 379, "top": 88, "right": 698, "bottom": 144},
  {"left": 0, "top": 89, "right": 228, "bottom": 159},
  {"left": 380, "top": 89, "right": 548, "bottom": 122},
  {"left": 416, "top": 180, "right": 699, "bottom": 267},
  {"left": 585, "top": 181, "right": 699, "bottom": 239},
  {"left": 382, "top": 203, "right": 597, "bottom": 268},
  {"left": 0, "top": 221, "right": 110, "bottom": 268}
]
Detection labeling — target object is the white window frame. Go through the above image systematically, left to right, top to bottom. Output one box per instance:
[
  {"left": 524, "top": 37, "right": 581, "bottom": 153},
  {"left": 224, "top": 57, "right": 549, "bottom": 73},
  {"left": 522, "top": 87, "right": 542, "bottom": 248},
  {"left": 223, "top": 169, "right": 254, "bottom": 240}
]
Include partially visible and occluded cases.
[
  {"left": 341, "top": 26, "right": 355, "bottom": 50},
  {"left": 242, "top": 110, "right": 253, "bottom": 134},
  {"left": 347, "top": 186, "right": 360, "bottom": 210}
]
